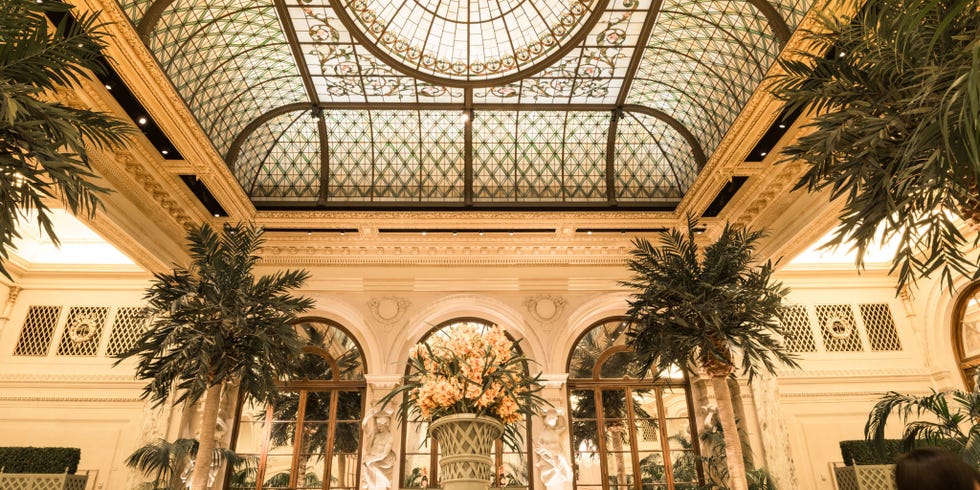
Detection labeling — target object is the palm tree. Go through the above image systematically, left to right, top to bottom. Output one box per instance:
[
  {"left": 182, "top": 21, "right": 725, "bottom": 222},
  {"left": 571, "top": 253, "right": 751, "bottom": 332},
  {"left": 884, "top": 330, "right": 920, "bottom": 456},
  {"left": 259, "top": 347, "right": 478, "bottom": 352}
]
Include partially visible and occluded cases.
[
  {"left": 0, "top": 0, "right": 133, "bottom": 279},
  {"left": 769, "top": 0, "right": 980, "bottom": 292},
  {"left": 622, "top": 217, "right": 796, "bottom": 490},
  {"left": 117, "top": 222, "right": 315, "bottom": 490},
  {"left": 865, "top": 389, "right": 980, "bottom": 467},
  {"left": 125, "top": 438, "right": 244, "bottom": 490}
]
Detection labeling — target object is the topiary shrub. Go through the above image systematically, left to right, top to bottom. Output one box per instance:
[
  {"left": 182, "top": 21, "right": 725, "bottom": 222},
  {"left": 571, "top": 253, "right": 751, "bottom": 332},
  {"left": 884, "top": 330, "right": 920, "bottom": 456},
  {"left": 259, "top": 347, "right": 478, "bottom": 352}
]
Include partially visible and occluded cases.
[
  {"left": 840, "top": 439, "right": 964, "bottom": 466},
  {"left": 0, "top": 447, "right": 81, "bottom": 474}
]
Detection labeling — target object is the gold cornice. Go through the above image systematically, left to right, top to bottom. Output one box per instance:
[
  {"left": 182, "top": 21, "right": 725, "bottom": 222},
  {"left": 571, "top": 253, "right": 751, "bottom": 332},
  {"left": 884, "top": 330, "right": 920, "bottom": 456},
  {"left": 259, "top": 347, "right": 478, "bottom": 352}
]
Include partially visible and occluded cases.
[{"left": 71, "top": 0, "right": 256, "bottom": 221}]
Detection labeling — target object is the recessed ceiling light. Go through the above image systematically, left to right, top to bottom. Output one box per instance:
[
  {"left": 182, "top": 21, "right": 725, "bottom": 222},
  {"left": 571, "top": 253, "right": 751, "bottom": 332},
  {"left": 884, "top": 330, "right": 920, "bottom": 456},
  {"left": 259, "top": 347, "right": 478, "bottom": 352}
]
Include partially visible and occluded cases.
[
  {"left": 839, "top": 51, "right": 846, "bottom": 58},
  {"left": 104, "top": 84, "right": 112, "bottom": 90},
  {"left": 137, "top": 117, "right": 148, "bottom": 125},
  {"left": 778, "top": 123, "right": 786, "bottom": 129},
  {"left": 161, "top": 149, "right": 169, "bottom": 155},
  {"left": 760, "top": 151, "right": 767, "bottom": 156},
  {"left": 213, "top": 213, "right": 220, "bottom": 218},
  {"left": 587, "top": 230, "right": 593, "bottom": 235},
  {"left": 421, "top": 231, "right": 427, "bottom": 236}
]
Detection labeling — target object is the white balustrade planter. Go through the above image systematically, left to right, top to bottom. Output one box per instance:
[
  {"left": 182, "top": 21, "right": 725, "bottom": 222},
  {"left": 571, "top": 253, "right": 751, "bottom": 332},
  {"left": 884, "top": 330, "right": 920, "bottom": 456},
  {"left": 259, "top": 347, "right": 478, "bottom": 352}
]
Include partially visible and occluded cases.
[
  {"left": 834, "top": 464, "right": 896, "bottom": 490},
  {"left": 0, "top": 473, "right": 88, "bottom": 490}
]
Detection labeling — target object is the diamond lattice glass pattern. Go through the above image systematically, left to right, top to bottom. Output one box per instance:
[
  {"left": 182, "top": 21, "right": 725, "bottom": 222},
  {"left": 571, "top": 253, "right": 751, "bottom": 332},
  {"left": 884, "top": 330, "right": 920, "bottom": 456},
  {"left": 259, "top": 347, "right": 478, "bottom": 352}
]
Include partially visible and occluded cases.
[
  {"left": 145, "top": 0, "right": 307, "bottom": 156},
  {"left": 325, "top": 0, "right": 603, "bottom": 82},
  {"left": 627, "top": 0, "right": 782, "bottom": 156},
  {"left": 473, "top": 110, "right": 609, "bottom": 203},
  {"left": 614, "top": 111, "right": 698, "bottom": 203},
  {"left": 244, "top": 112, "right": 321, "bottom": 201},
  {"left": 13, "top": 306, "right": 61, "bottom": 356},
  {"left": 56, "top": 306, "right": 109, "bottom": 357}
]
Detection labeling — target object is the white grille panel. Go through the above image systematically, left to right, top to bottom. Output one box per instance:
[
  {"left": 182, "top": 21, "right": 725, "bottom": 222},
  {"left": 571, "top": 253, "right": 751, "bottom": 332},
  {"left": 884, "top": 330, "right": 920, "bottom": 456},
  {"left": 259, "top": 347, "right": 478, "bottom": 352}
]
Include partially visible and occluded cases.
[
  {"left": 860, "top": 303, "right": 902, "bottom": 351},
  {"left": 816, "top": 304, "right": 862, "bottom": 352},
  {"left": 780, "top": 305, "right": 816, "bottom": 352},
  {"left": 13, "top": 306, "right": 61, "bottom": 356},
  {"left": 56, "top": 306, "right": 108, "bottom": 356},
  {"left": 105, "top": 306, "right": 147, "bottom": 356}
]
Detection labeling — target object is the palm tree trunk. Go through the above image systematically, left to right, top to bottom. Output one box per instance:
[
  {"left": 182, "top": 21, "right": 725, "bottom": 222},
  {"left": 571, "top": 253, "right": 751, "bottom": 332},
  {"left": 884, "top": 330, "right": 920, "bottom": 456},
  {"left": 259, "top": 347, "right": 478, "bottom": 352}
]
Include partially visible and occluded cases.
[
  {"left": 712, "top": 377, "right": 748, "bottom": 490},
  {"left": 191, "top": 383, "right": 223, "bottom": 490}
]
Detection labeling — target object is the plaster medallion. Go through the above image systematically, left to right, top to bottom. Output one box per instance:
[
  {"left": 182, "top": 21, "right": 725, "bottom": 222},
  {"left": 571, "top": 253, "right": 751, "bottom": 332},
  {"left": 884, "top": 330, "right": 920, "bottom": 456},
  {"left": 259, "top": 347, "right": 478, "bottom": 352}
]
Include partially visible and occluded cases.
[
  {"left": 523, "top": 294, "right": 567, "bottom": 327},
  {"left": 368, "top": 296, "right": 411, "bottom": 325}
]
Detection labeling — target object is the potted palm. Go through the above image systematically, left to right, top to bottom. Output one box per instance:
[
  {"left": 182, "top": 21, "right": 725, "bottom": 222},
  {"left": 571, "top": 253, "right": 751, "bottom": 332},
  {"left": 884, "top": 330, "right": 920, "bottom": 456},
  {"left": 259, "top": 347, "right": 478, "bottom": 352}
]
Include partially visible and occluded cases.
[
  {"left": 0, "top": 0, "right": 133, "bottom": 279},
  {"left": 769, "top": 0, "right": 980, "bottom": 292},
  {"left": 622, "top": 217, "right": 797, "bottom": 490},
  {"left": 116, "top": 222, "right": 314, "bottom": 490},
  {"left": 381, "top": 323, "right": 547, "bottom": 490}
]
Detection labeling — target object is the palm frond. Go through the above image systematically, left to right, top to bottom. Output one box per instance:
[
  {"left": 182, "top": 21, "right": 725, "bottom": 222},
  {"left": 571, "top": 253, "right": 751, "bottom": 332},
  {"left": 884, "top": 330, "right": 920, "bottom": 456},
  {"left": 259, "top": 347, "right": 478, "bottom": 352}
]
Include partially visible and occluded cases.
[{"left": 770, "top": 0, "right": 980, "bottom": 291}]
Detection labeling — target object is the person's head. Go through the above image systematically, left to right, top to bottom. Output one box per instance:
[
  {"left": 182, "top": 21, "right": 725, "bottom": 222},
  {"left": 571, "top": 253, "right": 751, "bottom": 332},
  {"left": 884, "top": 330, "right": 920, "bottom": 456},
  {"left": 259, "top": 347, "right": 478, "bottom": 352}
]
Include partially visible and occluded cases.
[{"left": 895, "top": 447, "right": 980, "bottom": 490}]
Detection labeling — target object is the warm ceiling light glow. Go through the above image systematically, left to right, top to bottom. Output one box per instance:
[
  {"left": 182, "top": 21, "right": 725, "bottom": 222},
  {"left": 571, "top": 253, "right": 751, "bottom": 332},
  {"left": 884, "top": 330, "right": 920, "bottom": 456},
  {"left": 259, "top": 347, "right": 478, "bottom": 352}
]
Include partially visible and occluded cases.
[
  {"left": 104, "top": 84, "right": 112, "bottom": 90},
  {"left": 138, "top": 117, "right": 148, "bottom": 125},
  {"left": 161, "top": 149, "right": 169, "bottom": 155}
]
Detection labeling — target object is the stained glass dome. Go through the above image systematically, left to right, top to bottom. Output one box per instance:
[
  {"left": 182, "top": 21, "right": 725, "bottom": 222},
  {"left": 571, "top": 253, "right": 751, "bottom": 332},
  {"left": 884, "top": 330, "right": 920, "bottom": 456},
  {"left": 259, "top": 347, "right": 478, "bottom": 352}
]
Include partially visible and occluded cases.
[{"left": 325, "top": 0, "right": 607, "bottom": 85}]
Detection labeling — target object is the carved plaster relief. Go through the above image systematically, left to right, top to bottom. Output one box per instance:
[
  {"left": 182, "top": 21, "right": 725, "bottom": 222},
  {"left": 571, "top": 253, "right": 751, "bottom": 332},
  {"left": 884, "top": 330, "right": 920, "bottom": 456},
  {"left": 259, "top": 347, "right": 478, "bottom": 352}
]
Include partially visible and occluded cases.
[
  {"left": 523, "top": 295, "right": 567, "bottom": 334},
  {"left": 367, "top": 296, "right": 411, "bottom": 330}
]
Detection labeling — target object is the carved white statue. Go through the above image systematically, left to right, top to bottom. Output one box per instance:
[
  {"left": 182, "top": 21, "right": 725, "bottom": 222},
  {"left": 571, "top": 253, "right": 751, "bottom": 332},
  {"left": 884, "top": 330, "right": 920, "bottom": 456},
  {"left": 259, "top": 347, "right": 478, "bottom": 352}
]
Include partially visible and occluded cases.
[
  {"left": 361, "top": 408, "right": 396, "bottom": 490},
  {"left": 535, "top": 408, "right": 573, "bottom": 490}
]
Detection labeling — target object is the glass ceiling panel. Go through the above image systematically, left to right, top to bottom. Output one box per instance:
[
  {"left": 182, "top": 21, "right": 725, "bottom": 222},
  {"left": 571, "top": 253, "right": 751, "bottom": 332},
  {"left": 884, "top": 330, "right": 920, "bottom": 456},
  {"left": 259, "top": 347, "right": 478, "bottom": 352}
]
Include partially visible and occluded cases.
[
  {"left": 118, "top": 0, "right": 151, "bottom": 25},
  {"left": 121, "top": 0, "right": 814, "bottom": 209},
  {"left": 145, "top": 0, "right": 308, "bottom": 156},
  {"left": 323, "top": 0, "right": 605, "bottom": 83},
  {"left": 627, "top": 0, "right": 781, "bottom": 156},
  {"left": 323, "top": 110, "right": 465, "bottom": 202},
  {"left": 473, "top": 111, "right": 609, "bottom": 203},
  {"left": 615, "top": 111, "right": 698, "bottom": 203},
  {"left": 242, "top": 112, "right": 321, "bottom": 201}
]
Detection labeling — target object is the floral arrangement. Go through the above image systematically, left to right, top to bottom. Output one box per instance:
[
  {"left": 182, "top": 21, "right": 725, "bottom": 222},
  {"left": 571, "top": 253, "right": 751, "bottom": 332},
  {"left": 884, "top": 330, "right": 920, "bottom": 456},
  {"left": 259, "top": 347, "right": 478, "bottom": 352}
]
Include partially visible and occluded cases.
[{"left": 382, "top": 323, "right": 547, "bottom": 446}]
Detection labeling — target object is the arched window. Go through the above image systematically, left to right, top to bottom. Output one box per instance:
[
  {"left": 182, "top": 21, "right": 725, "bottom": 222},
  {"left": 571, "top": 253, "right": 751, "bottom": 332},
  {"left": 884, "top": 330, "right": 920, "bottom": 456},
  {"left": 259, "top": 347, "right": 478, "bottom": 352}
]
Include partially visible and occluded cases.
[
  {"left": 953, "top": 282, "right": 980, "bottom": 388},
  {"left": 567, "top": 318, "right": 701, "bottom": 490},
  {"left": 230, "top": 319, "right": 366, "bottom": 490},
  {"left": 400, "top": 319, "right": 533, "bottom": 489}
]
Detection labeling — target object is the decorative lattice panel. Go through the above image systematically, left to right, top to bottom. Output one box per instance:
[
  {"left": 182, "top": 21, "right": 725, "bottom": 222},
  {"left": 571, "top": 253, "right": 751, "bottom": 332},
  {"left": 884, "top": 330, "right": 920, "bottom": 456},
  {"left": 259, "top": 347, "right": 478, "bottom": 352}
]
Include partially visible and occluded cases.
[
  {"left": 859, "top": 304, "right": 902, "bottom": 351},
  {"left": 780, "top": 305, "right": 816, "bottom": 353},
  {"left": 816, "top": 305, "right": 863, "bottom": 352},
  {"left": 13, "top": 306, "right": 61, "bottom": 356},
  {"left": 56, "top": 307, "right": 108, "bottom": 356},
  {"left": 105, "top": 307, "right": 148, "bottom": 356},
  {"left": 855, "top": 464, "right": 897, "bottom": 490},
  {"left": 834, "top": 466, "right": 859, "bottom": 490},
  {"left": 0, "top": 474, "right": 88, "bottom": 490}
]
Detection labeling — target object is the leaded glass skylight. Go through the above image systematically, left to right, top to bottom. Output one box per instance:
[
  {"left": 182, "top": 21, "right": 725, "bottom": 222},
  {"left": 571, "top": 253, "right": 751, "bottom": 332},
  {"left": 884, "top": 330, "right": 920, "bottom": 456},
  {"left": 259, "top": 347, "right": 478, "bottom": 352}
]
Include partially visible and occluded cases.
[{"left": 115, "top": 0, "right": 816, "bottom": 210}]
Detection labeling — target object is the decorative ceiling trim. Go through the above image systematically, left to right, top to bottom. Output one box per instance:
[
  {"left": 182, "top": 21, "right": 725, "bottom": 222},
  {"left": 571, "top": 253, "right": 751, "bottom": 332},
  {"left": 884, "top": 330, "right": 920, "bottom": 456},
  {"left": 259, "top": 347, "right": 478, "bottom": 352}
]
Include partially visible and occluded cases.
[{"left": 326, "top": 0, "right": 614, "bottom": 88}]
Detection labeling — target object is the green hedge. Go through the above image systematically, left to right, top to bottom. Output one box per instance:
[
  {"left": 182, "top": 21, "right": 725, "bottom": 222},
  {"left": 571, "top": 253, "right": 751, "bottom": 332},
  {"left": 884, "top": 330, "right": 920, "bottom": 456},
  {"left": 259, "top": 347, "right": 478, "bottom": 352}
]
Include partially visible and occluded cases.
[
  {"left": 839, "top": 439, "right": 964, "bottom": 465},
  {"left": 0, "top": 447, "right": 81, "bottom": 474}
]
